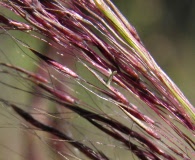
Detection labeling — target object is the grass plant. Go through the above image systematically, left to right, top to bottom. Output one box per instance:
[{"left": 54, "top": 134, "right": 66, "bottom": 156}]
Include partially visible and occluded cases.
[{"left": 0, "top": 0, "right": 194, "bottom": 159}]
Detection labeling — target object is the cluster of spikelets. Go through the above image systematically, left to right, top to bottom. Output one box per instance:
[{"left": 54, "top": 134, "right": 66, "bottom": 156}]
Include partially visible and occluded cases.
[{"left": 0, "top": 0, "right": 194, "bottom": 160}]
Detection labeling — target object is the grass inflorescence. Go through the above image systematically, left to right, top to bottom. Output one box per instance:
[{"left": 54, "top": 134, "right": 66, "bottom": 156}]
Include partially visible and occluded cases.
[{"left": 0, "top": 0, "right": 194, "bottom": 160}]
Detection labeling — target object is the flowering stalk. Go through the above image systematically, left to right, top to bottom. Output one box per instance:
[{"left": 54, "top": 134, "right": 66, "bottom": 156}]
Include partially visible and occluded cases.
[{"left": 0, "top": 0, "right": 194, "bottom": 160}]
